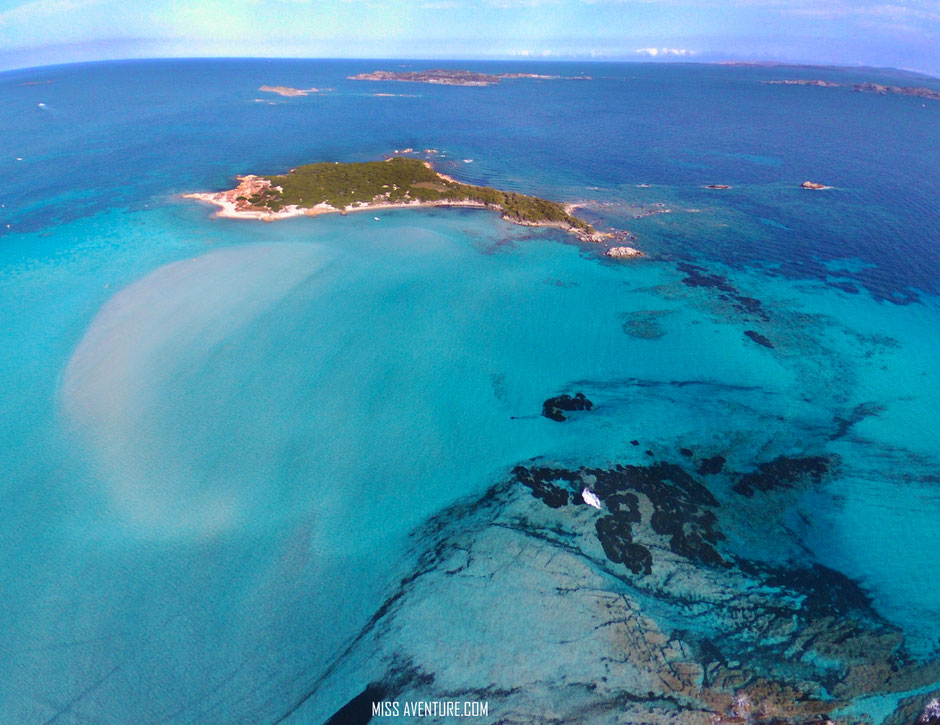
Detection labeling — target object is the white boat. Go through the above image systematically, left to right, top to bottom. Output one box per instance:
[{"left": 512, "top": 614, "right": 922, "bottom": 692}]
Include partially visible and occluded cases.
[{"left": 581, "top": 488, "right": 602, "bottom": 509}]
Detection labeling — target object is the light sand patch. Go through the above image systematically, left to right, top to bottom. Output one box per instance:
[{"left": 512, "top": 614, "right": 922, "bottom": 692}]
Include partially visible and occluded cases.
[{"left": 62, "top": 243, "right": 330, "bottom": 538}]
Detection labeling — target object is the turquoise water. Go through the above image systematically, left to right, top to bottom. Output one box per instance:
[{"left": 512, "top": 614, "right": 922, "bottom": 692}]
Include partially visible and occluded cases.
[{"left": 1, "top": 59, "right": 939, "bottom": 723}]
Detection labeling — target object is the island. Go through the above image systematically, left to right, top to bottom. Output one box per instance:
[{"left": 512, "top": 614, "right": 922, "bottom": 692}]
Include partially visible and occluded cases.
[
  {"left": 348, "top": 69, "right": 589, "bottom": 86},
  {"left": 763, "top": 79, "right": 940, "bottom": 102},
  {"left": 258, "top": 85, "right": 321, "bottom": 97},
  {"left": 184, "top": 156, "right": 609, "bottom": 243}
]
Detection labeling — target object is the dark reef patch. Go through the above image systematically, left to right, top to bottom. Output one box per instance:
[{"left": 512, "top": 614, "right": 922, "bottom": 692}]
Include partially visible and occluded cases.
[
  {"left": 768, "top": 258, "right": 923, "bottom": 306},
  {"left": 677, "top": 262, "right": 769, "bottom": 322},
  {"left": 678, "top": 262, "right": 737, "bottom": 294},
  {"left": 828, "top": 280, "right": 860, "bottom": 294},
  {"left": 733, "top": 295, "right": 763, "bottom": 313},
  {"left": 621, "top": 309, "right": 671, "bottom": 340},
  {"left": 744, "top": 330, "right": 774, "bottom": 348},
  {"left": 541, "top": 392, "right": 594, "bottom": 422},
  {"left": 829, "top": 402, "right": 886, "bottom": 441},
  {"left": 305, "top": 443, "right": 931, "bottom": 725},
  {"left": 513, "top": 454, "right": 840, "bottom": 576},
  {"left": 732, "top": 455, "right": 833, "bottom": 497},
  {"left": 697, "top": 456, "right": 726, "bottom": 475},
  {"left": 513, "top": 461, "right": 725, "bottom": 573},
  {"left": 514, "top": 466, "right": 570, "bottom": 508},
  {"left": 595, "top": 516, "right": 652, "bottom": 575},
  {"left": 763, "top": 563, "right": 876, "bottom": 620},
  {"left": 324, "top": 683, "right": 388, "bottom": 725}
]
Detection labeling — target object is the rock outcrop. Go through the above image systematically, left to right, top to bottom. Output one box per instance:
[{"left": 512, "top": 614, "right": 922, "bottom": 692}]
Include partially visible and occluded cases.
[
  {"left": 606, "top": 245, "right": 643, "bottom": 259},
  {"left": 541, "top": 392, "right": 594, "bottom": 421}
]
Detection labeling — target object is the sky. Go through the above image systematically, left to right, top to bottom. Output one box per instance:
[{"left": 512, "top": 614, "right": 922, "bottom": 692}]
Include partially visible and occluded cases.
[{"left": 0, "top": 0, "right": 937, "bottom": 75}]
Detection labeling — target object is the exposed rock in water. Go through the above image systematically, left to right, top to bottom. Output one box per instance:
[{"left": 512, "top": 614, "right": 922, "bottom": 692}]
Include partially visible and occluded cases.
[
  {"left": 259, "top": 85, "right": 320, "bottom": 97},
  {"left": 801, "top": 180, "right": 828, "bottom": 190},
  {"left": 704, "top": 184, "right": 731, "bottom": 189},
  {"left": 605, "top": 245, "right": 643, "bottom": 259},
  {"left": 541, "top": 392, "right": 594, "bottom": 422}
]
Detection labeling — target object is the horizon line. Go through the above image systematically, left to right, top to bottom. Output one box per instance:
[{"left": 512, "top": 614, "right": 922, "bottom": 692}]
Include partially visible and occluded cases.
[{"left": 2, "top": 55, "right": 937, "bottom": 81}]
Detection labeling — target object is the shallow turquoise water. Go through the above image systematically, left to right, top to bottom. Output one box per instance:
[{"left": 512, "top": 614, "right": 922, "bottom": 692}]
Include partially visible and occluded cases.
[{"left": 1, "top": 59, "right": 939, "bottom": 723}]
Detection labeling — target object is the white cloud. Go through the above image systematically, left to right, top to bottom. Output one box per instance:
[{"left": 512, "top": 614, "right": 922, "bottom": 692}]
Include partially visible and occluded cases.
[{"left": 635, "top": 47, "right": 695, "bottom": 56}]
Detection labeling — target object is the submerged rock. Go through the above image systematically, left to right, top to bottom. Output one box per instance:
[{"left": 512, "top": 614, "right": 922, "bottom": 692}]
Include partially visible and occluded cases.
[
  {"left": 676, "top": 263, "right": 769, "bottom": 322},
  {"left": 621, "top": 309, "right": 671, "bottom": 340},
  {"left": 744, "top": 330, "right": 774, "bottom": 348},
  {"left": 541, "top": 392, "right": 594, "bottom": 422},
  {"left": 297, "top": 446, "right": 933, "bottom": 725},
  {"left": 697, "top": 455, "right": 726, "bottom": 475},
  {"left": 733, "top": 455, "right": 832, "bottom": 497},
  {"left": 513, "top": 460, "right": 724, "bottom": 573},
  {"left": 514, "top": 466, "right": 570, "bottom": 508},
  {"left": 596, "top": 515, "right": 652, "bottom": 575},
  {"left": 324, "top": 683, "right": 388, "bottom": 725}
]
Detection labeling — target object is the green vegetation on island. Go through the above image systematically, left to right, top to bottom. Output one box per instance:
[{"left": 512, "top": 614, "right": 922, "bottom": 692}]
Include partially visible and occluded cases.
[{"left": 242, "top": 157, "right": 594, "bottom": 233}]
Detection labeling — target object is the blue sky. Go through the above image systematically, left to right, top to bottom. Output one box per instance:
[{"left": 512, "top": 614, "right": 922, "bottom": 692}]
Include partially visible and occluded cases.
[{"left": 0, "top": 0, "right": 937, "bottom": 75}]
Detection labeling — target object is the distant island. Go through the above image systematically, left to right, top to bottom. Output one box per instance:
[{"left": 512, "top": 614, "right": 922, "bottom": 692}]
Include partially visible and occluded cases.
[
  {"left": 722, "top": 62, "right": 937, "bottom": 81},
  {"left": 348, "top": 69, "right": 589, "bottom": 86},
  {"left": 763, "top": 79, "right": 940, "bottom": 102},
  {"left": 258, "top": 85, "right": 321, "bottom": 97},
  {"left": 184, "top": 156, "right": 608, "bottom": 243}
]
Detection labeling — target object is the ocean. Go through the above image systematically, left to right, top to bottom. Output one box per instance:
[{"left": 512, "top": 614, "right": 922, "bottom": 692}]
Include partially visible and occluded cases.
[{"left": 0, "top": 58, "right": 939, "bottom": 723}]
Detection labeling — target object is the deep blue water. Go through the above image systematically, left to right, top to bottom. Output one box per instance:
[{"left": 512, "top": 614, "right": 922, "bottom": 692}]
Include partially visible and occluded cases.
[{"left": 1, "top": 59, "right": 939, "bottom": 724}]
